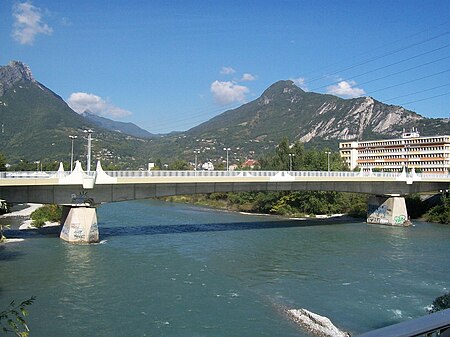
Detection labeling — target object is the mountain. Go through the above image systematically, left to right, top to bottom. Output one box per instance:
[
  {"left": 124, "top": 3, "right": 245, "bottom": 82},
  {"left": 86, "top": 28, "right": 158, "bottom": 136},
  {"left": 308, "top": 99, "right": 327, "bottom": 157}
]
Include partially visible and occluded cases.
[
  {"left": 0, "top": 61, "right": 449, "bottom": 168},
  {"left": 0, "top": 61, "right": 155, "bottom": 166},
  {"left": 186, "top": 80, "right": 450, "bottom": 151},
  {"left": 81, "top": 111, "right": 154, "bottom": 138}
]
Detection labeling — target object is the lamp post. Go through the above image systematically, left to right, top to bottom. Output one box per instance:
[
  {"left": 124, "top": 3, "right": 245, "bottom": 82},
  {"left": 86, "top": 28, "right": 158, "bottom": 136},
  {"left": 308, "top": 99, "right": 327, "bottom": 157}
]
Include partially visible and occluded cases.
[
  {"left": 84, "top": 129, "right": 93, "bottom": 173},
  {"left": 69, "top": 135, "right": 77, "bottom": 172},
  {"left": 224, "top": 147, "right": 231, "bottom": 171},
  {"left": 194, "top": 149, "right": 200, "bottom": 173},
  {"left": 325, "top": 151, "right": 331, "bottom": 172},
  {"left": 288, "top": 153, "right": 295, "bottom": 171}
]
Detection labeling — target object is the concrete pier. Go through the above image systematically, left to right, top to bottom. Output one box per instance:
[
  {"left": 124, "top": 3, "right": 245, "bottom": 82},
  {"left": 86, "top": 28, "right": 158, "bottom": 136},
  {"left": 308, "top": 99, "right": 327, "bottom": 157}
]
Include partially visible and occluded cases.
[
  {"left": 367, "top": 196, "right": 411, "bottom": 226},
  {"left": 60, "top": 205, "right": 99, "bottom": 243}
]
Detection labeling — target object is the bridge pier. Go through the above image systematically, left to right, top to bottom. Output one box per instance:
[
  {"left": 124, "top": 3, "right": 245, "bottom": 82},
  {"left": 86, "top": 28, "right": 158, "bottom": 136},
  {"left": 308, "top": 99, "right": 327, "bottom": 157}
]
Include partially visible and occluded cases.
[
  {"left": 367, "top": 196, "right": 411, "bottom": 226},
  {"left": 60, "top": 205, "right": 99, "bottom": 243}
]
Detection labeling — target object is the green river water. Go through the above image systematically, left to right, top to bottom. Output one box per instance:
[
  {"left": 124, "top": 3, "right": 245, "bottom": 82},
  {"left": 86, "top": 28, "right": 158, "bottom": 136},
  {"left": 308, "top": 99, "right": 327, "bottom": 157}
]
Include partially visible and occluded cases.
[{"left": 1, "top": 199, "right": 449, "bottom": 336}]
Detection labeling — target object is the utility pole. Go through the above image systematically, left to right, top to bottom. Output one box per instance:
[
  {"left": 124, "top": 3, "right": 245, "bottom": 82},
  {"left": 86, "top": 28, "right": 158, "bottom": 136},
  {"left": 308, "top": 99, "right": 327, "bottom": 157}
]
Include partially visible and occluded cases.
[
  {"left": 84, "top": 129, "right": 93, "bottom": 172},
  {"left": 69, "top": 135, "right": 77, "bottom": 172},
  {"left": 224, "top": 147, "right": 231, "bottom": 171},
  {"left": 194, "top": 149, "right": 200, "bottom": 175},
  {"left": 325, "top": 151, "right": 331, "bottom": 172},
  {"left": 288, "top": 153, "right": 295, "bottom": 171}
]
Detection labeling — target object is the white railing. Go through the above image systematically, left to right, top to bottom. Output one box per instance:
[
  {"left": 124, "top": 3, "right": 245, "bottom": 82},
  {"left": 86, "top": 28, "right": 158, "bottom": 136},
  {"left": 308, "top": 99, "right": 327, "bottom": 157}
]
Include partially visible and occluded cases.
[
  {"left": 0, "top": 170, "right": 448, "bottom": 181},
  {"left": 0, "top": 171, "right": 95, "bottom": 179},
  {"left": 1, "top": 171, "right": 54, "bottom": 179}
]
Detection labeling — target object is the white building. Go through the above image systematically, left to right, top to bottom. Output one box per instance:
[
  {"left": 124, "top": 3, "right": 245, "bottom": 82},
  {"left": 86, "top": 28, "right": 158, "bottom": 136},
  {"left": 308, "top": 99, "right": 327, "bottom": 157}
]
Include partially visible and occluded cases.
[
  {"left": 339, "top": 130, "right": 450, "bottom": 174},
  {"left": 202, "top": 162, "right": 214, "bottom": 171}
]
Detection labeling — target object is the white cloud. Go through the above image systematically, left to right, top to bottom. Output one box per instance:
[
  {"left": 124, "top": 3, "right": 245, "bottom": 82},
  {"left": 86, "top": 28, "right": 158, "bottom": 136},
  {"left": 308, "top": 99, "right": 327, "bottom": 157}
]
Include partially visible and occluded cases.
[
  {"left": 12, "top": 1, "right": 53, "bottom": 45},
  {"left": 220, "top": 66, "right": 236, "bottom": 75},
  {"left": 241, "top": 73, "right": 256, "bottom": 81},
  {"left": 292, "top": 77, "right": 308, "bottom": 91},
  {"left": 326, "top": 80, "right": 365, "bottom": 98},
  {"left": 210, "top": 81, "right": 249, "bottom": 105},
  {"left": 67, "top": 92, "right": 132, "bottom": 119}
]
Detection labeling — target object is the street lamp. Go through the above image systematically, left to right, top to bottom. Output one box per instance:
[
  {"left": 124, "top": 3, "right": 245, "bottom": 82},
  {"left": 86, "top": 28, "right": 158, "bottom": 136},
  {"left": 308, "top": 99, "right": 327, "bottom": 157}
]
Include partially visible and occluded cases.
[
  {"left": 84, "top": 129, "right": 94, "bottom": 172},
  {"left": 69, "top": 135, "right": 77, "bottom": 172},
  {"left": 223, "top": 147, "right": 231, "bottom": 171},
  {"left": 194, "top": 149, "right": 200, "bottom": 173},
  {"left": 325, "top": 151, "right": 331, "bottom": 172},
  {"left": 288, "top": 153, "right": 295, "bottom": 171}
]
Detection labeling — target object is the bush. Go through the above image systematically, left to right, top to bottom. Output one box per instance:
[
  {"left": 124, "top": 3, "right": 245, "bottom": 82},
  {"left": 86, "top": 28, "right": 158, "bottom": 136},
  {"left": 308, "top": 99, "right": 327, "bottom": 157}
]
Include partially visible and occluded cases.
[
  {"left": 424, "top": 197, "right": 450, "bottom": 225},
  {"left": 30, "top": 204, "right": 62, "bottom": 228}
]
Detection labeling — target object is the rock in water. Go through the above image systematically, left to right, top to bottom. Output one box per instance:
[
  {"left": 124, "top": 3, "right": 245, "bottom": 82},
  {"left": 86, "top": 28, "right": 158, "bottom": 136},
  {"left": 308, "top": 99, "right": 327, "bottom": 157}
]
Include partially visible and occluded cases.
[{"left": 287, "top": 308, "right": 350, "bottom": 337}]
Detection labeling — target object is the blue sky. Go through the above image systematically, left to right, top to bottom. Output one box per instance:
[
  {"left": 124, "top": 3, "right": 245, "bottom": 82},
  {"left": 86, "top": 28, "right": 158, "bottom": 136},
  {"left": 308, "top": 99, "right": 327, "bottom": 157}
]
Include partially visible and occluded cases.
[{"left": 1, "top": 1, "right": 449, "bottom": 133}]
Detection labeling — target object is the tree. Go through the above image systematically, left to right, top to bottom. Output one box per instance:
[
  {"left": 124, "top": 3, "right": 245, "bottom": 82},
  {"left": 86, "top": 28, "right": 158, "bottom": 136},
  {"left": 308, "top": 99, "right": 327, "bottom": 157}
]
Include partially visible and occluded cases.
[
  {"left": 0, "top": 153, "right": 6, "bottom": 171},
  {"left": 170, "top": 159, "right": 189, "bottom": 170},
  {"left": 424, "top": 187, "right": 450, "bottom": 224},
  {"left": 30, "top": 204, "right": 62, "bottom": 228},
  {"left": 0, "top": 296, "right": 35, "bottom": 337}
]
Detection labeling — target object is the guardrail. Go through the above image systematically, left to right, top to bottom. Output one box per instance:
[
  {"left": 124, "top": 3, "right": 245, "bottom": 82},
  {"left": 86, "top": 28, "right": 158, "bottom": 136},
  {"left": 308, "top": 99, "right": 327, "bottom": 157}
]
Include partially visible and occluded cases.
[
  {"left": 0, "top": 169, "right": 448, "bottom": 180},
  {"left": 105, "top": 170, "right": 390, "bottom": 178},
  {"left": 0, "top": 171, "right": 97, "bottom": 179},
  {"left": 357, "top": 308, "right": 450, "bottom": 337}
]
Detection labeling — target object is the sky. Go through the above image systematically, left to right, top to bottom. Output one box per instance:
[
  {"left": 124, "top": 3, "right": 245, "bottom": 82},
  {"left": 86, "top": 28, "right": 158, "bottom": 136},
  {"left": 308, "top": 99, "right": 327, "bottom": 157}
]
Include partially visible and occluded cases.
[{"left": 1, "top": 0, "right": 449, "bottom": 134}]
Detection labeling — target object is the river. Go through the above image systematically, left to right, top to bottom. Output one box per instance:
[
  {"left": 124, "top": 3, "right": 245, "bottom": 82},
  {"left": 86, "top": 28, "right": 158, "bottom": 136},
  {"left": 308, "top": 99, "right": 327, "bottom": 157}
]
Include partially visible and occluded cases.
[{"left": 1, "top": 199, "right": 450, "bottom": 336}]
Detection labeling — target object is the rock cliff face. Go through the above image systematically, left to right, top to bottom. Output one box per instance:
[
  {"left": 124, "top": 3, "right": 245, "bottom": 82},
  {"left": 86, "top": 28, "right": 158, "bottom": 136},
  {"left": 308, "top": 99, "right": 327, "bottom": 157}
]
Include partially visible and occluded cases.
[
  {"left": 0, "top": 61, "right": 34, "bottom": 96},
  {"left": 188, "top": 80, "right": 446, "bottom": 147}
]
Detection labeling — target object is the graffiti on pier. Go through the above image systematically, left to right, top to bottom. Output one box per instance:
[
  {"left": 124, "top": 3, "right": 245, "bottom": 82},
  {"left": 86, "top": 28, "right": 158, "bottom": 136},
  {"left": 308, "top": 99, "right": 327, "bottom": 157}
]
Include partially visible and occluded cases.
[
  {"left": 367, "top": 201, "right": 391, "bottom": 224},
  {"left": 367, "top": 204, "right": 388, "bottom": 218},
  {"left": 394, "top": 215, "right": 406, "bottom": 225},
  {"left": 88, "top": 222, "right": 98, "bottom": 242},
  {"left": 73, "top": 227, "right": 85, "bottom": 240}
]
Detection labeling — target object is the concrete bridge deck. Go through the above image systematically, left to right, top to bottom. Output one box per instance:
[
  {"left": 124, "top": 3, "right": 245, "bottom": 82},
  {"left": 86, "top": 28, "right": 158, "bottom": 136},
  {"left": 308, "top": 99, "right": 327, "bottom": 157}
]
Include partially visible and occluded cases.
[{"left": 0, "top": 161, "right": 448, "bottom": 204}]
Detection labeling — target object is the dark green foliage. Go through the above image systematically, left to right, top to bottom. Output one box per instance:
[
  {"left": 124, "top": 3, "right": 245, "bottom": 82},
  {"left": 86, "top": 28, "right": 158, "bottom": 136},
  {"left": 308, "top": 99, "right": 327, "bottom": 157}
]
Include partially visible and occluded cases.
[
  {"left": 259, "top": 138, "right": 347, "bottom": 172},
  {"left": 0, "top": 154, "right": 6, "bottom": 171},
  {"left": 169, "top": 159, "right": 189, "bottom": 170},
  {"left": 196, "top": 190, "right": 367, "bottom": 217},
  {"left": 424, "top": 190, "right": 450, "bottom": 224},
  {"left": 405, "top": 194, "right": 431, "bottom": 219},
  {"left": 30, "top": 204, "right": 62, "bottom": 228},
  {"left": 0, "top": 224, "right": 10, "bottom": 242},
  {"left": 428, "top": 292, "right": 450, "bottom": 313},
  {"left": 0, "top": 296, "right": 35, "bottom": 337}
]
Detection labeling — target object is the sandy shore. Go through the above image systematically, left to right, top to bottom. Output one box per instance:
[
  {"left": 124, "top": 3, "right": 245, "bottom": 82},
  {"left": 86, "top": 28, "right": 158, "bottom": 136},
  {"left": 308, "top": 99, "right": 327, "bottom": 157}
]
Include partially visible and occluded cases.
[{"left": 0, "top": 203, "right": 59, "bottom": 230}]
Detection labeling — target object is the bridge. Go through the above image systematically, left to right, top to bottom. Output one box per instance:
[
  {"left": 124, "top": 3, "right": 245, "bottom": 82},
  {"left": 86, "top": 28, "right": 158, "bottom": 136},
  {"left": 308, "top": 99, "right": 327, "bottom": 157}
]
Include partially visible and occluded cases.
[{"left": 1, "top": 161, "right": 449, "bottom": 243}]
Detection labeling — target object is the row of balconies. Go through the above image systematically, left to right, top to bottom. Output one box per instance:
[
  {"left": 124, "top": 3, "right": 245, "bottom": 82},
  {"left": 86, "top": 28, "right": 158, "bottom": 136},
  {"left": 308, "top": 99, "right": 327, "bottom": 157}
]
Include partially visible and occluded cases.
[{"left": 357, "top": 137, "right": 449, "bottom": 148}]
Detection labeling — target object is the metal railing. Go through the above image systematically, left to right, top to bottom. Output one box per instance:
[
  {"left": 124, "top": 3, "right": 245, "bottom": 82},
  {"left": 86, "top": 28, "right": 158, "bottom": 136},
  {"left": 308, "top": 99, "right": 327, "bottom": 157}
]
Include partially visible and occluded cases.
[
  {"left": 0, "top": 169, "right": 448, "bottom": 180},
  {"left": 0, "top": 171, "right": 96, "bottom": 179},
  {"left": 357, "top": 308, "right": 450, "bottom": 337}
]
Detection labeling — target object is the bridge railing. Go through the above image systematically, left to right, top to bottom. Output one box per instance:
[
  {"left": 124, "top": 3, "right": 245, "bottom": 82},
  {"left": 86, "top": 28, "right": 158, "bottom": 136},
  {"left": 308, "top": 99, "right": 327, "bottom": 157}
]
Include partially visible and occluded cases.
[
  {"left": 0, "top": 169, "right": 448, "bottom": 180},
  {"left": 104, "top": 170, "right": 406, "bottom": 179},
  {"left": 0, "top": 171, "right": 96, "bottom": 179},
  {"left": 0, "top": 171, "right": 55, "bottom": 179},
  {"left": 356, "top": 308, "right": 450, "bottom": 337}
]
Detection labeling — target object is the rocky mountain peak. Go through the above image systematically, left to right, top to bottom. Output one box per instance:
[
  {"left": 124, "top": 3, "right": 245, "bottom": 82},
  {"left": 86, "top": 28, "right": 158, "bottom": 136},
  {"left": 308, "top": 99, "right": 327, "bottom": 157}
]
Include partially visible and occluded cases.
[
  {"left": 0, "top": 61, "right": 34, "bottom": 96},
  {"left": 258, "top": 80, "right": 306, "bottom": 106},
  {"left": 262, "top": 80, "right": 304, "bottom": 96}
]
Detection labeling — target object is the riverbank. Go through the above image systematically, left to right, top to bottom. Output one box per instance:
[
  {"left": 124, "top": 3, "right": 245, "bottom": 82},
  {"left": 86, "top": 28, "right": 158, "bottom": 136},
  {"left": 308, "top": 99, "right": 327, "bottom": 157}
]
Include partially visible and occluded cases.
[
  {"left": 162, "top": 195, "right": 364, "bottom": 224},
  {"left": 0, "top": 203, "right": 59, "bottom": 230}
]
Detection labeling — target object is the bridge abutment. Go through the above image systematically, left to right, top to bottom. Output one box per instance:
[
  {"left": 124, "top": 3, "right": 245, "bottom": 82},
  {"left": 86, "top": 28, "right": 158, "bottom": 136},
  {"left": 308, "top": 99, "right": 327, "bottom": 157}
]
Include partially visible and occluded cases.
[
  {"left": 367, "top": 196, "right": 411, "bottom": 226},
  {"left": 60, "top": 205, "right": 99, "bottom": 243}
]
